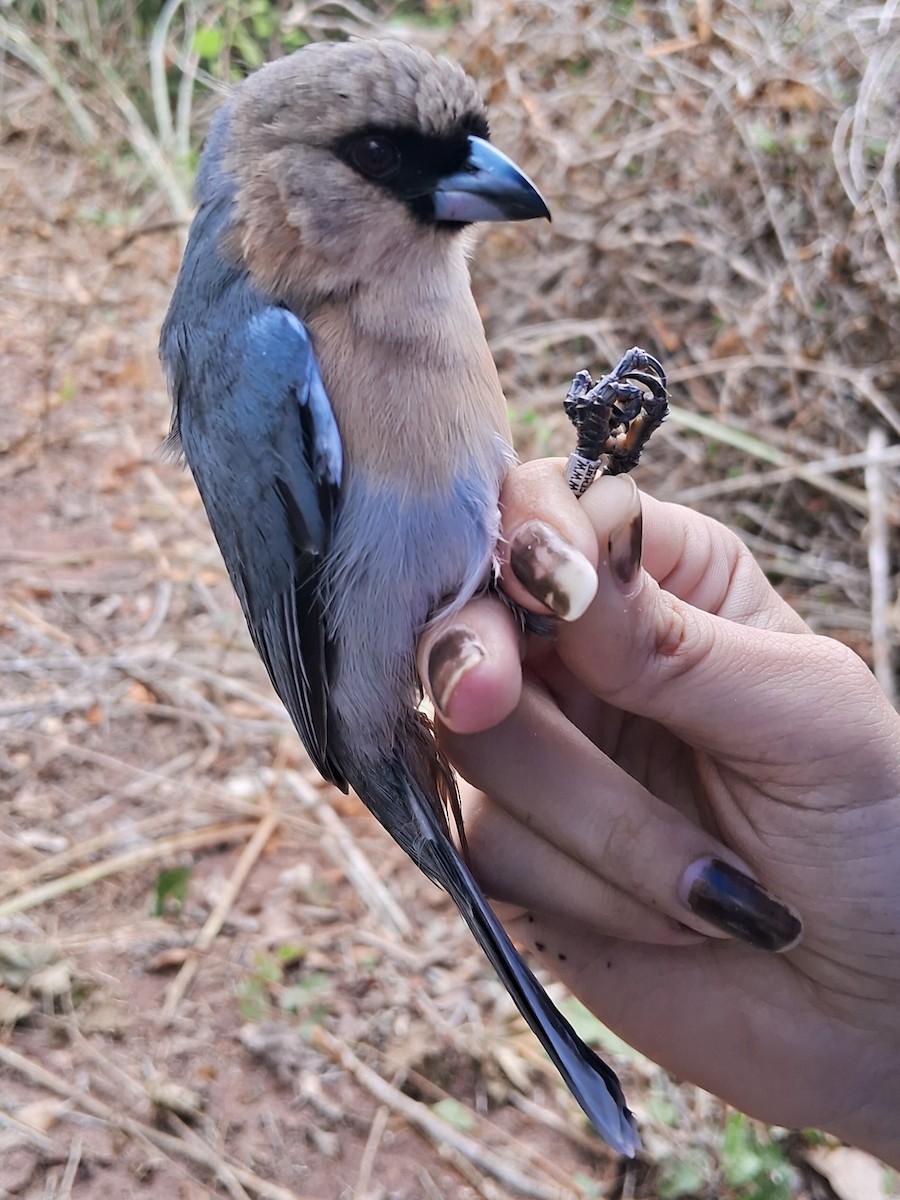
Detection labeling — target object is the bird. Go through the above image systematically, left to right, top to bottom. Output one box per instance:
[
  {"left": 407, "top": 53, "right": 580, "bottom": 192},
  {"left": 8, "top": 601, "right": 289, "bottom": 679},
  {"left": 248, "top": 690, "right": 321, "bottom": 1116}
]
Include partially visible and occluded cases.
[{"left": 160, "top": 37, "right": 637, "bottom": 1155}]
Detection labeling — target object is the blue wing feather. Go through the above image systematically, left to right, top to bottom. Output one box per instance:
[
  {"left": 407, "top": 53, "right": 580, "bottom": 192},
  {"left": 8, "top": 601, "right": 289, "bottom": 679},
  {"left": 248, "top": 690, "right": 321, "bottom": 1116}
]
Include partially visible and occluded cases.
[{"left": 162, "top": 276, "right": 345, "bottom": 787}]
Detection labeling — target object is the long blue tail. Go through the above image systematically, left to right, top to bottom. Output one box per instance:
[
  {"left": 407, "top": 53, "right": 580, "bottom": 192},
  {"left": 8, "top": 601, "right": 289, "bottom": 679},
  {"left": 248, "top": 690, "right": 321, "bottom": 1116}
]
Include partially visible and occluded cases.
[{"left": 363, "top": 755, "right": 639, "bottom": 1157}]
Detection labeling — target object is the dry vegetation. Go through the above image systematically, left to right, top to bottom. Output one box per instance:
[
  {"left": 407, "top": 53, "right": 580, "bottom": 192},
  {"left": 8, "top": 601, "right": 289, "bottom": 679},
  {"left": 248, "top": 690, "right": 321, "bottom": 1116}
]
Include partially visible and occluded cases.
[{"left": 1, "top": 1, "right": 899, "bottom": 1198}]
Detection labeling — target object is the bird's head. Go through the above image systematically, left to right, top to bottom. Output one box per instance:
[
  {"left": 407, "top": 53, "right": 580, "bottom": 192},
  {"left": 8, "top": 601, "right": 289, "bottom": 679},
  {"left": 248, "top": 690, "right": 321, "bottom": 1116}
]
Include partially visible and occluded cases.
[{"left": 212, "top": 39, "right": 549, "bottom": 308}]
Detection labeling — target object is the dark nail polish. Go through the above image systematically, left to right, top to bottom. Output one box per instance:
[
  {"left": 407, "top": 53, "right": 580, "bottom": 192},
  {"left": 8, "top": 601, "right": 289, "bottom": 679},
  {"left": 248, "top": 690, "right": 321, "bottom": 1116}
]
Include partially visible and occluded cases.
[
  {"left": 608, "top": 478, "right": 643, "bottom": 591},
  {"left": 509, "top": 521, "right": 597, "bottom": 621},
  {"left": 427, "top": 627, "right": 484, "bottom": 718},
  {"left": 683, "top": 858, "right": 803, "bottom": 953}
]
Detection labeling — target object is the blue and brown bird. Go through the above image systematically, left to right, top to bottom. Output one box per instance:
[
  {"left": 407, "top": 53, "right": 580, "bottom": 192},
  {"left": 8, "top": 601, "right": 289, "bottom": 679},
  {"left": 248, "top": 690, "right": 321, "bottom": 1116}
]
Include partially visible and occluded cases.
[{"left": 160, "top": 38, "right": 637, "bottom": 1154}]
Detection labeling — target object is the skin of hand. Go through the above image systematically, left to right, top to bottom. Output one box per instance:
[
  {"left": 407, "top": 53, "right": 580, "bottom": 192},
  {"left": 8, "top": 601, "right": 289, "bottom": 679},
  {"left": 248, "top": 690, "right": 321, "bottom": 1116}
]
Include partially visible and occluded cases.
[{"left": 418, "top": 459, "right": 900, "bottom": 1166}]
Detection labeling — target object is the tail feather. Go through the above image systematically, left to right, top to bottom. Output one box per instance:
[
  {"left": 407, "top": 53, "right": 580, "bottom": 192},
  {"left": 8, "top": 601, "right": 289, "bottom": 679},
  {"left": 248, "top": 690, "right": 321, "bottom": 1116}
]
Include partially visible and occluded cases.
[{"left": 365, "top": 756, "right": 639, "bottom": 1157}]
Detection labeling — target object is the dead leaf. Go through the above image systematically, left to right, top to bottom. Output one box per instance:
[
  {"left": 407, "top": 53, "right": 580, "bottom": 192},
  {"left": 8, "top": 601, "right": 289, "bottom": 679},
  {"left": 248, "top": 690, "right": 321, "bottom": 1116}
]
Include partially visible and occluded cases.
[
  {"left": 762, "top": 79, "right": 824, "bottom": 112},
  {"left": 126, "top": 679, "right": 157, "bottom": 704},
  {"left": 0, "top": 940, "right": 58, "bottom": 989},
  {"left": 145, "top": 946, "right": 191, "bottom": 971},
  {"left": 28, "top": 960, "right": 73, "bottom": 999},
  {"left": 0, "top": 986, "right": 35, "bottom": 1025},
  {"left": 79, "top": 999, "right": 133, "bottom": 1037},
  {"left": 493, "top": 1043, "right": 532, "bottom": 1091},
  {"left": 149, "top": 1081, "right": 204, "bottom": 1121},
  {"left": 16, "top": 1099, "right": 67, "bottom": 1135},
  {"left": 805, "top": 1145, "right": 900, "bottom": 1200}
]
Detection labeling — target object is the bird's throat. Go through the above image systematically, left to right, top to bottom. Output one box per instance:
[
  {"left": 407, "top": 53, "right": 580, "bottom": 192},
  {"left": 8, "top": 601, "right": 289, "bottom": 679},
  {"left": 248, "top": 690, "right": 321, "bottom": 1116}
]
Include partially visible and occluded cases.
[{"left": 306, "top": 280, "right": 512, "bottom": 492}]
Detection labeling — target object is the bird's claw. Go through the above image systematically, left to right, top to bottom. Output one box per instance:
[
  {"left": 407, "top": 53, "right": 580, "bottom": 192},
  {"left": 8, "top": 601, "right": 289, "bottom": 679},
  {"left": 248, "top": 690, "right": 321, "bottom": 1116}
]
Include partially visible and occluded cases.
[{"left": 563, "top": 347, "right": 669, "bottom": 498}]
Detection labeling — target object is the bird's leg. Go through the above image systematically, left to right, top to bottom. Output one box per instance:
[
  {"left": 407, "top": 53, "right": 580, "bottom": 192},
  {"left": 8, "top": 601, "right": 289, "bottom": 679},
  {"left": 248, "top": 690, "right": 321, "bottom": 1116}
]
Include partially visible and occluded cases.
[{"left": 563, "top": 347, "right": 669, "bottom": 497}]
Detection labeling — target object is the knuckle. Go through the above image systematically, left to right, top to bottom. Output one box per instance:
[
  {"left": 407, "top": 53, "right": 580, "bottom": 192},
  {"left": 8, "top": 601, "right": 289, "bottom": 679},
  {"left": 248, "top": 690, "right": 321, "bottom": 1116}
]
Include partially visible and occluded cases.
[{"left": 652, "top": 595, "right": 706, "bottom": 676}]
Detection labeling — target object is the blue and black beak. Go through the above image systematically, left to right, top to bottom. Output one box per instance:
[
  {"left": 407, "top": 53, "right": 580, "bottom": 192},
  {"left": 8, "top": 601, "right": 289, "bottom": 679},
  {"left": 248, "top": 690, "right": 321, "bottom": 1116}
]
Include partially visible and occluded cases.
[{"left": 431, "top": 136, "right": 550, "bottom": 224}]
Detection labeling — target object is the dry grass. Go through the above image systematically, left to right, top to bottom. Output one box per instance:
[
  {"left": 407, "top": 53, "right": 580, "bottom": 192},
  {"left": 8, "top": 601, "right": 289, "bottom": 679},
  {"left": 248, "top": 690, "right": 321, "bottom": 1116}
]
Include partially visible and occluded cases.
[{"left": 1, "top": 1, "right": 899, "bottom": 1197}]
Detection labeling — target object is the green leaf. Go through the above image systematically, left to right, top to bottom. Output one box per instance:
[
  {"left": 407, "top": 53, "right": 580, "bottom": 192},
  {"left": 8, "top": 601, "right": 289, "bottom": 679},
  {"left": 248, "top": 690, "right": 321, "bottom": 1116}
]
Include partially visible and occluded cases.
[
  {"left": 250, "top": 10, "right": 274, "bottom": 39},
  {"left": 233, "top": 24, "right": 264, "bottom": 69},
  {"left": 193, "top": 26, "right": 224, "bottom": 61},
  {"left": 282, "top": 28, "right": 310, "bottom": 51},
  {"left": 749, "top": 121, "right": 780, "bottom": 155},
  {"left": 58, "top": 375, "right": 78, "bottom": 403},
  {"left": 152, "top": 866, "right": 191, "bottom": 916},
  {"left": 0, "top": 940, "right": 58, "bottom": 989},
  {"left": 274, "top": 943, "right": 307, "bottom": 967},
  {"left": 251, "top": 953, "right": 283, "bottom": 985},
  {"left": 277, "top": 970, "right": 332, "bottom": 1012},
  {"left": 298, "top": 970, "right": 332, "bottom": 995},
  {"left": 237, "top": 978, "right": 270, "bottom": 1022},
  {"left": 278, "top": 984, "right": 311, "bottom": 1012},
  {"left": 557, "top": 997, "right": 613, "bottom": 1044},
  {"left": 643, "top": 1093, "right": 680, "bottom": 1127},
  {"left": 431, "top": 1098, "right": 475, "bottom": 1130},
  {"left": 723, "top": 1112, "right": 761, "bottom": 1186},
  {"left": 722, "top": 1114, "right": 797, "bottom": 1199},
  {"left": 658, "top": 1150, "right": 710, "bottom": 1198},
  {"left": 571, "top": 1173, "right": 604, "bottom": 1199}
]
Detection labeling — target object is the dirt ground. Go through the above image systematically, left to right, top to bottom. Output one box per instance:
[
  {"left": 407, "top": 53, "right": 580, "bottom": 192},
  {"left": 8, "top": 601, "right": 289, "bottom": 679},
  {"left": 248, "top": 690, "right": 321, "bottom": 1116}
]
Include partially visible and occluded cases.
[{"left": 2, "top": 4, "right": 899, "bottom": 1199}]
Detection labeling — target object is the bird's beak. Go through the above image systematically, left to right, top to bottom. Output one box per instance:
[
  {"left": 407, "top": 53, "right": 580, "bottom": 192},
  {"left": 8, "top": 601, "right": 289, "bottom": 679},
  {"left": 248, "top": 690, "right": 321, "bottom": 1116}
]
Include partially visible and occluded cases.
[{"left": 432, "top": 136, "right": 551, "bottom": 224}]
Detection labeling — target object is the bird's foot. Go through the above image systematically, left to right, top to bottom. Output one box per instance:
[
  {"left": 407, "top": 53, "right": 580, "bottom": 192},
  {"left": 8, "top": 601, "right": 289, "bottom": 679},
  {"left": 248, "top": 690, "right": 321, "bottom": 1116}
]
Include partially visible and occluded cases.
[{"left": 563, "top": 347, "right": 669, "bottom": 497}]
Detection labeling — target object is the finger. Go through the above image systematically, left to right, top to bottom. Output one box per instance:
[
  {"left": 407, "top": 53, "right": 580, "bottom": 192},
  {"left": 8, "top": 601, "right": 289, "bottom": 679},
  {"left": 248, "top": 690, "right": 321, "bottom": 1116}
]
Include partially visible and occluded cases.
[
  {"left": 497, "top": 459, "right": 600, "bottom": 621},
  {"left": 557, "top": 481, "right": 897, "bottom": 777},
  {"left": 631, "top": 486, "right": 810, "bottom": 634},
  {"left": 418, "top": 595, "right": 522, "bottom": 733},
  {"left": 442, "top": 679, "right": 803, "bottom": 951},
  {"left": 459, "top": 781, "right": 704, "bottom": 946},
  {"left": 500, "top": 912, "right": 855, "bottom": 1136}
]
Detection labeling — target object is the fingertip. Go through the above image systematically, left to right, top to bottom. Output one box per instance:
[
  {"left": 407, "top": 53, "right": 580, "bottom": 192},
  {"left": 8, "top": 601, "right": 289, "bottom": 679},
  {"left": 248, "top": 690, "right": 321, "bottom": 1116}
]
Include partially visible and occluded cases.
[
  {"left": 499, "top": 458, "right": 580, "bottom": 517},
  {"left": 499, "top": 460, "right": 599, "bottom": 617},
  {"left": 579, "top": 472, "right": 645, "bottom": 551},
  {"left": 508, "top": 521, "right": 598, "bottom": 620},
  {"left": 418, "top": 597, "right": 523, "bottom": 734},
  {"left": 424, "top": 626, "right": 487, "bottom": 724},
  {"left": 441, "top": 648, "right": 522, "bottom": 732},
  {"left": 679, "top": 857, "right": 804, "bottom": 953}
]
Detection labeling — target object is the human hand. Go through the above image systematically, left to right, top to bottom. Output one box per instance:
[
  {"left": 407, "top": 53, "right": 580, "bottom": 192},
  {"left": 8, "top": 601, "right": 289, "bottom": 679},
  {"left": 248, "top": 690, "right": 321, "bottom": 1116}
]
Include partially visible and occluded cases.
[{"left": 418, "top": 461, "right": 900, "bottom": 1165}]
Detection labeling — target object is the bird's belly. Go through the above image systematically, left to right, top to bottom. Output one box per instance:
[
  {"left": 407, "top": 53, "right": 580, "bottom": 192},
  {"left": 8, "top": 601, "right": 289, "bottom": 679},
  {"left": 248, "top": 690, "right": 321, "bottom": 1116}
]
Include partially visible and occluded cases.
[{"left": 325, "top": 451, "right": 512, "bottom": 758}]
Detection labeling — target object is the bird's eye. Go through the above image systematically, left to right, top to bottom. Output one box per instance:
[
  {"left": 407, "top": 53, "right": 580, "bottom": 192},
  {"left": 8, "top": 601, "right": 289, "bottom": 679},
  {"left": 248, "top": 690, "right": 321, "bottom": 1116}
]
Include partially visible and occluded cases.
[{"left": 350, "top": 136, "right": 401, "bottom": 181}]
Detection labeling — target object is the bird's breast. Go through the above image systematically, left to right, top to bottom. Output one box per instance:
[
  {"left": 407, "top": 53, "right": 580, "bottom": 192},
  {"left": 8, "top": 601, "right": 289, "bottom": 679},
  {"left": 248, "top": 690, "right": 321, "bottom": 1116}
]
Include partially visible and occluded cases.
[
  {"left": 302, "top": 270, "right": 516, "bottom": 758},
  {"left": 306, "top": 288, "right": 511, "bottom": 493},
  {"left": 324, "top": 449, "right": 512, "bottom": 761}
]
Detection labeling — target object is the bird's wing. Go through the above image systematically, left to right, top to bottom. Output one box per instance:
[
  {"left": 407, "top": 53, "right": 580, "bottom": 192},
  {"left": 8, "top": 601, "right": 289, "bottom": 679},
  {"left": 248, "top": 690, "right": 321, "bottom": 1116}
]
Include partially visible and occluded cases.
[{"left": 171, "top": 304, "right": 346, "bottom": 788}]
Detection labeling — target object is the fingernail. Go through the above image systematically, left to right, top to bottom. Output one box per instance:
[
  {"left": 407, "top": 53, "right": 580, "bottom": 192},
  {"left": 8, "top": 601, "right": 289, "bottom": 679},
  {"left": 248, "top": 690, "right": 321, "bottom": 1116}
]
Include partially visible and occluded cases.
[
  {"left": 608, "top": 476, "right": 643, "bottom": 593},
  {"left": 509, "top": 521, "right": 598, "bottom": 621},
  {"left": 427, "top": 627, "right": 485, "bottom": 719},
  {"left": 680, "top": 858, "right": 803, "bottom": 953}
]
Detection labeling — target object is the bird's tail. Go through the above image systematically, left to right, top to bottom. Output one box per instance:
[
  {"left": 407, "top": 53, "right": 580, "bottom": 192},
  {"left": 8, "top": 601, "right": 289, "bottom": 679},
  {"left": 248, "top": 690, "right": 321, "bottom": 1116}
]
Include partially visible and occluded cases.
[{"left": 361, "top": 740, "right": 639, "bottom": 1157}]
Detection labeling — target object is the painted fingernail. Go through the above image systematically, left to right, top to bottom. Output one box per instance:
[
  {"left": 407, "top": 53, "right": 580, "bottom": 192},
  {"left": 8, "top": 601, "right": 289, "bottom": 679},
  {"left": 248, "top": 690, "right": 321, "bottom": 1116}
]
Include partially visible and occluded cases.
[
  {"left": 608, "top": 476, "right": 643, "bottom": 592},
  {"left": 509, "top": 522, "right": 598, "bottom": 621},
  {"left": 427, "top": 627, "right": 485, "bottom": 719},
  {"left": 681, "top": 858, "right": 803, "bottom": 953}
]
